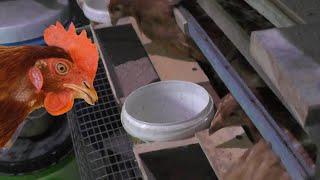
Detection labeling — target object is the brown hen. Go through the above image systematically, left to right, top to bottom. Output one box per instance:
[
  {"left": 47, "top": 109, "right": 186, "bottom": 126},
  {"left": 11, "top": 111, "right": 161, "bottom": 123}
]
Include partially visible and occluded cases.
[
  {"left": 108, "top": 0, "right": 205, "bottom": 61},
  {"left": 0, "top": 22, "right": 99, "bottom": 149}
]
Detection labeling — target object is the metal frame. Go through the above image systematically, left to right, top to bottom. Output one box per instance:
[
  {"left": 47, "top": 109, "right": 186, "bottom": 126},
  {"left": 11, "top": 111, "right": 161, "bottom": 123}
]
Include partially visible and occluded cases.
[
  {"left": 179, "top": 7, "right": 313, "bottom": 180},
  {"left": 68, "top": 56, "right": 142, "bottom": 179}
]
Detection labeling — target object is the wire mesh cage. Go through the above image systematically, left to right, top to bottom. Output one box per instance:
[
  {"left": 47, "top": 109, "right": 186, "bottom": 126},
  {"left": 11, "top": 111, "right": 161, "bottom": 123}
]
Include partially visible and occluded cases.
[{"left": 68, "top": 60, "right": 142, "bottom": 180}]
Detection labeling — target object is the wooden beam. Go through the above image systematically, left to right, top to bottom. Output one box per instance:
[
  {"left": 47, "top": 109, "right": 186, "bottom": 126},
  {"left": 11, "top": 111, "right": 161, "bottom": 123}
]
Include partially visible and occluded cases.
[
  {"left": 197, "top": 0, "right": 283, "bottom": 106},
  {"left": 197, "top": 0, "right": 262, "bottom": 81},
  {"left": 197, "top": 0, "right": 251, "bottom": 62},
  {"left": 243, "top": 0, "right": 296, "bottom": 27},
  {"left": 271, "top": 0, "right": 320, "bottom": 24},
  {"left": 179, "top": 7, "right": 312, "bottom": 178},
  {"left": 174, "top": 8, "right": 188, "bottom": 34},
  {"left": 116, "top": 12, "right": 210, "bottom": 85},
  {"left": 250, "top": 23, "right": 320, "bottom": 128},
  {"left": 251, "top": 24, "right": 320, "bottom": 177},
  {"left": 196, "top": 128, "right": 252, "bottom": 179}
]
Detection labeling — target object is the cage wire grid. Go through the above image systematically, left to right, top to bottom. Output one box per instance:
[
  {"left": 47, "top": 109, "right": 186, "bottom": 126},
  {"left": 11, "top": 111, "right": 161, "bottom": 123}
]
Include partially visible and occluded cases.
[{"left": 68, "top": 60, "right": 142, "bottom": 180}]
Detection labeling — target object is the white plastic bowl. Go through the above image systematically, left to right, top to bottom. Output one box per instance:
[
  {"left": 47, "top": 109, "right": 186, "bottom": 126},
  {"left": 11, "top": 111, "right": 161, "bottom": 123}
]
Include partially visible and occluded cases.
[
  {"left": 82, "top": 0, "right": 112, "bottom": 25},
  {"left": 121, "top": 80, "right": 214, "bottom": 141}
]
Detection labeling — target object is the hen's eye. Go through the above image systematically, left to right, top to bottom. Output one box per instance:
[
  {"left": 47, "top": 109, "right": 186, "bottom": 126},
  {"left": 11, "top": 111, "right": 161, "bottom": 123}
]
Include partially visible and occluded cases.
[{"left": 55, "top": 63, "right": 69, "bottom": 75}]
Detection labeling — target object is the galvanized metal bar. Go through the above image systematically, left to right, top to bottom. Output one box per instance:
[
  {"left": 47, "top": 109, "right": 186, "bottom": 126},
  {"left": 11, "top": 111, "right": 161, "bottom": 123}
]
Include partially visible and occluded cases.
[{"left": 179, "top": 7, "right": 311, "bottom": 180}]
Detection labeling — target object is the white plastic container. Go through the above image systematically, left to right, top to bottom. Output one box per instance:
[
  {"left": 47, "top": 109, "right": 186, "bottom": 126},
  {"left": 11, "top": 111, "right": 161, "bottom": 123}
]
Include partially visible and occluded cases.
[
  {"left": 82, "top": 0, "right": 112, "bottom": 25},
  {"left": 121, "top": 80, "right": 214, "bottom": 141}
]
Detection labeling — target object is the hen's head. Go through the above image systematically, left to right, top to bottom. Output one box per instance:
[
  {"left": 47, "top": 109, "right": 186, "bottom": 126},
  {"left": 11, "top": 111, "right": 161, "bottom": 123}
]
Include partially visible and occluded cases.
[
  {"left": 108, "top": 0, "right": 132, "bottom": 25},
  {"left": 28, "top": 22, "right": 99, "bottom": 116}
]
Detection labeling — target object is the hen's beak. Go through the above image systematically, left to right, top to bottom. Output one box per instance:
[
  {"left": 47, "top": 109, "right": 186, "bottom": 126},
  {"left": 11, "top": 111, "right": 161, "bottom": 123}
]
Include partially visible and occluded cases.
[{"left": 64, "top": 82, "right": 98, "bottom": 105}]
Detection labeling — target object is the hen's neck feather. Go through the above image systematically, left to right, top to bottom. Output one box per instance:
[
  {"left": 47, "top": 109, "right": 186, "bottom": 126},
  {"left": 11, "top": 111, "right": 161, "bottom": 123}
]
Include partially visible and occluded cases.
[{"left": 0, "top": 46, "right": 70, "bottom": 84}]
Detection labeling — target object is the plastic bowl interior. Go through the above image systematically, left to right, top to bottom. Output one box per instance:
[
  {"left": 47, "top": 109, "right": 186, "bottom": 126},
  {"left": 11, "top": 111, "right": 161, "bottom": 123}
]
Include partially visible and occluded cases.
[{"left": 125, "top": 81, "right": 211, "bottom": 125}]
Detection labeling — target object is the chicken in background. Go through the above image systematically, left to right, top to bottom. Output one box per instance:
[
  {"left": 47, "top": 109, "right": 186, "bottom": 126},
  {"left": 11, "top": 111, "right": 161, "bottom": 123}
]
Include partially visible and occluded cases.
[
  {"left": 108, "top": 0, "right": 205, "bottom": 61},
  {"left": 0, "top": 22, "right": 99, "bottom": 149},
  {"left": 209, "top": 57, "right": 265, "bottom": 142},
  {"left": 210, "top": 91, "right": 316, "bottom": 167},
  {"left": 209, "top": 93, "right": 261, "bottom": 142},
  {"left": 224, "top": 139, "right": 291, "bottom": 180}
]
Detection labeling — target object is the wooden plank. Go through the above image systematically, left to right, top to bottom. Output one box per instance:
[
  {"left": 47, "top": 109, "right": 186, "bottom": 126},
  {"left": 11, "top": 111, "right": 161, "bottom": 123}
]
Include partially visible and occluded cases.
[
  {"left": 196, "top": 0, "right": 266, "bottom": 83},
  {"left": 197, "top": 0, "right": 284, "bottom": 107},
  {"left": 197, "top": 0, "right": 251, "bottom": 61},
  {"left": 244, "top": 0, "right": 296, "bottom": 27},
  {"left": 271, "top": 0, "right": 320, "bottom": 24},
  {"left": 179, "top": 7, "right": 313, "bottom": 178},
  {"left": 174, "top": 8, "right": 188, "bottom": 34},
  {"left": 116, "top": 15, "right": 209, "bottom": 85},
  {"left": 250, "top": 23, "right": 320, "bottom": 128},
  {"left": 251, "top": 23, "right": 320, "bottom": 178},
  {"left": 150, "top": 55, "right": 209, "bottom": 83},
  {"left": 196, "top": 128, "right": 252, "bottom": 179},
  {"left": 134, "top": 138, "right": 198, "bottom": 154}
]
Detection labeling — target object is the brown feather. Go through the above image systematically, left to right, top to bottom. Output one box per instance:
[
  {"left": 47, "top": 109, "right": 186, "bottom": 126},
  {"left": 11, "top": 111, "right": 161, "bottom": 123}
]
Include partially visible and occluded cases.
[
  {"left": 109, "top": 0, "right": 205, "bottom": 61},
  {"left": 0, "top": 46, "right": 70, "bottom": 148}
]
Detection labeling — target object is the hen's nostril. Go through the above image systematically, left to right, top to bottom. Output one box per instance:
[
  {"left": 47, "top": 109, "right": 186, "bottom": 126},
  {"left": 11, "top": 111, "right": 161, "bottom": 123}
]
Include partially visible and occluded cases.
[{"left": 83, "top": 81, "right": 90, "bottom": 89}]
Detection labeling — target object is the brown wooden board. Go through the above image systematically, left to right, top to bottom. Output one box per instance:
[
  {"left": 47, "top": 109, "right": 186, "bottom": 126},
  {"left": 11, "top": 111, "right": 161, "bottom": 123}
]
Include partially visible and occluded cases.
[
  {"left": 197, "top": 0, "right": 284, "bottom": 106},
  {"left": 271, "top": 0, "right": 320, "bottom": 24},
  {"left": 117, "top": 14, "right": 210, "bottom": 85},
  {"left": 250, "top": 23, "right": 320, "bottom": 128},
  {"left": 196, "top": 128, "right": 252, "bottom": 179}
]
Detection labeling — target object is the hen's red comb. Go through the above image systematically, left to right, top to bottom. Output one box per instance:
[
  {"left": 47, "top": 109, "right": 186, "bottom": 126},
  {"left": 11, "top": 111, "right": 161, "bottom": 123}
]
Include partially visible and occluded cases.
[{"left": 44, "top": 22, "right": 99, "bottom": 80}]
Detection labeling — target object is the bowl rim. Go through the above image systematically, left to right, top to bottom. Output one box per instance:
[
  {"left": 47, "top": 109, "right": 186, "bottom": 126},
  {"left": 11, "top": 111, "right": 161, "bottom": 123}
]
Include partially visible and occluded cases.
[{"left": 122, "top": 80, "right": 214, "bottom": 126}]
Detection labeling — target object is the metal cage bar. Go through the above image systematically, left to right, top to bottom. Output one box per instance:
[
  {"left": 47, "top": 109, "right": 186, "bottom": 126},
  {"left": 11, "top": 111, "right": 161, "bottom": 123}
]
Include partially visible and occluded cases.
[{"left": 68, "top": 60, "right": 142, "bottom": 180}]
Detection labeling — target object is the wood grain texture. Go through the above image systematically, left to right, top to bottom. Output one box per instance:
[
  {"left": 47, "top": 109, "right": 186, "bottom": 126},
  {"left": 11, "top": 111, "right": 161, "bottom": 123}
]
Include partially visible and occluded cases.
[
  {"left": 197, "top": 0, "right": 282, "bottom": 102},
  {"left": 244, "top": 0, "right": 296, "bottom": 27},
  {"left": 271, "top": 0, "right": 320, "bottom": 24},
  {"left": 174, "top": 8, "right": 188, "bottom": 34},
  {"left": 115, "top": 16, "right": 209, "bottom": 84},
  {"left": 250, "top": 23, "right": 320, "bottom": 127},
  {"left": 150, "top": 55, "right": 208, "bottom": 83},
  {"left": 196, "top": 128, "right": 252, "bottom": 179},
  {"left": 134, "top": 137, "right": 198, "bottom": 154}
]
